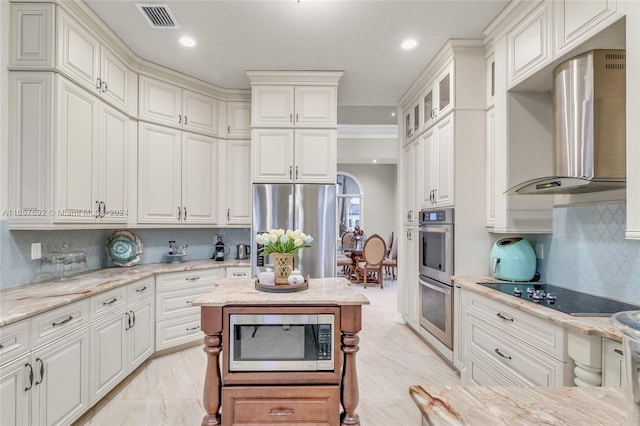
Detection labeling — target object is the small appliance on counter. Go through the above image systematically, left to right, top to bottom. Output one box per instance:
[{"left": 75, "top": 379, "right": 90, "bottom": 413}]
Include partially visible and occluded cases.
[
  {"left": 213, "top": 236, "right": 230, "bottom": 261},
  {"left": 490, "top": 237, "right": 536, "bottom": 281},
  {"left": 236, "top": 244, "right": 250, "bottom": 260}
]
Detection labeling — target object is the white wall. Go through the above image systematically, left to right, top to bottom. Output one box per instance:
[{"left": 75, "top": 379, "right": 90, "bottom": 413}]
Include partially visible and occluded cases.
[{"left": 338, "top": 164, "right": 397, "bottom": 246}]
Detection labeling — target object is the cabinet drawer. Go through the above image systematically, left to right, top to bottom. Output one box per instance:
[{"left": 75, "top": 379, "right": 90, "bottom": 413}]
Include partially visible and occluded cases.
[
  {"left": 226, "top": 267, "right": 251, "bottom": 279},
  {"left": 156, "top": 268, "right": 223, "bottom": 292},
  {"left": 127, "top": 276, "right": 154, "bottom": 304},
  {"left": 156, "top": 284, "right": 211, "bottom": 320},
  {"left": 90, "top": 286, "right": 128, "bottom": 320},
  {"left": 466, "top": 291, "right": 565, "bottom": 360},
  {"left": 30, "top": 299, "right": 89, "bottom": 349},
  {"left": 155, "top": 313, "right": 202, "bottom": 351},
  {"left": 467, "top": 313, "right": 565, "bottom": 386},
  {"left": 0, "top": 320, "right": 29, "bottom": 364},
  {"left": 602, "top": 338, "right": 626, "bottom": 387},
  {"left": 462, "top": 348, "right": 524, "bottom": 386},
  {"left": 222, "top": 385, "right": 339, "bottom": 426}
]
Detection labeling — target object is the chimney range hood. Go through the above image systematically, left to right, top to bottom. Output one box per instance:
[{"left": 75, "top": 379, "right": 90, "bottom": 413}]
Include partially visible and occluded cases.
[{"left": 507, "top": 49, "right": 626, "bottom": 195}]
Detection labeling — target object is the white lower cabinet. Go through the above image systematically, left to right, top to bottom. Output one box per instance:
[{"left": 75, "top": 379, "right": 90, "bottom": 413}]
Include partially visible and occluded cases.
[
  {"left": 400, "top": 227, "right": 419, "bottom": 329},
  {"left": 155, "top": 269, "right": 223, "bottom": 350},
  {"left": 90, "top": 277, "right": 155, "bottom": 403},
  {"left": 452, "top": 284, "right": 466, "bottom": 371},
  {"left": 460, "top": 289, "right": 568, "bottom": 386},
  {"left": 602, "top": 338, "right": 626, "bottom": 387},
  {"left": 0, "top": 355, "right": 30, "bottom": 426}
]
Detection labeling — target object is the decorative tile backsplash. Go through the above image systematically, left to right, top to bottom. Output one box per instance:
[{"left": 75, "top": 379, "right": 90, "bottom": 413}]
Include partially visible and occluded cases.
[
  {"left": 533, "top": 203, "right": 640, "bottom": 305},
  {"left": 0, "top": 220, "right": 250, "bottom": 289}
]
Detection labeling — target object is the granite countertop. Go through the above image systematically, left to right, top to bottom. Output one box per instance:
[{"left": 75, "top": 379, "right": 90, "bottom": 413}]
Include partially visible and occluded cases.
[
  {"left": 0, "top": 259, "right": 250, "bottom": 327},
  {"left": 453, "top": 276, "right": 624, "bottom": 342},
  {"left": 193, "top": 277, "right": 370, "bottom": 306},
  {"left": 409, "top": 385, "right": 627, "bottom": 425}
]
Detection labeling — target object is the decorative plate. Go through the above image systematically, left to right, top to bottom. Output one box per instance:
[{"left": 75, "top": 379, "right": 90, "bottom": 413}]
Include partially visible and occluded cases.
[{"left": 106, "top": 230, "right": 143, "bottom": 267}]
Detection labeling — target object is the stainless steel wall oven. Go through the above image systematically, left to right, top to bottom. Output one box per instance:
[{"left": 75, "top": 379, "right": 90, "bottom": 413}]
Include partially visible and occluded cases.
[{"left": 418, "top": 208, "right": 454, "bottom": 349}]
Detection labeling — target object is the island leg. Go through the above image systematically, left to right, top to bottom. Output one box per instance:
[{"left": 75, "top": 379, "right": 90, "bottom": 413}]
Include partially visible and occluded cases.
[
  {"left": 340, "top": 305, "right": 362, "bottom": 426},
  {"left": 201, "top": 306, "right": 223, "bottom": 426}
]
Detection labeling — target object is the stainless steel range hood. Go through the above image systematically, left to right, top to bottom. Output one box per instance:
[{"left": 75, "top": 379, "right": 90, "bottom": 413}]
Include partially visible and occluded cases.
[{"left": 507, "top": 50, "right": 626, "bottom": 195}]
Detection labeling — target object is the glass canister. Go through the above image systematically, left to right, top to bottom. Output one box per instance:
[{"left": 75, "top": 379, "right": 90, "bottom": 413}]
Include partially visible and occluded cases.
[
  {"left": 40, "top": 250, "right": 88, "bottom": 281},
  {"left": 611, "top": 310, "right": 640, "bottom": 425}
]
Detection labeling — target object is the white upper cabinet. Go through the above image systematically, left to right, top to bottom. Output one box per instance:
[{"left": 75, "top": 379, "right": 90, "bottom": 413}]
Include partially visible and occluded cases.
[
  {"left": 554, "top": 0, "right": 624, "bottom": 56},
  {"left": 507, "top": 1, "right": 552, "bottom": 88},
  {"left": 10, "top": 3, "right": 137, "bottom": 114},
  {"left": 423, "top": 63, "right": 453, "bottom": 128},
  {"left": 139, "top": 75, "right": 219, "bottom": 136},
  {"left": 251, "top": 85, "right": 337, "bottom": 128},
  {"left": 226, "top": 101, "right": 251, "bottom": 139},
  {"left": 421, "top": 115, "right": 454, "bottom": 209},
  {"left": 138, "top": 122, "right": 219, "bottom": 225},
  {"left": 251, "top": 129, "right": 336, "bottom": 184},
  {"left": 222, "top": 140, "right": 252, "bottom": 225},
  {"left": 402, "top": 140, "right": 419, "bottom": 226}
]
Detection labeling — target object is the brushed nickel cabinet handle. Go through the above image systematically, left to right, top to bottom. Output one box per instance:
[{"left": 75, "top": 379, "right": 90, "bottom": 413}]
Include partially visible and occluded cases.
[
  {"left": 496, "top": 312, "right": 514, "bottom": 322},
  {"left": 52, "top": 316, "right": 73, "bottom": 326},
  {"left": 35, "top": 358, "right": 44, "bottom": 385},
  {"left": 25, "top": 363, "right": 34, "bottom": 391}
]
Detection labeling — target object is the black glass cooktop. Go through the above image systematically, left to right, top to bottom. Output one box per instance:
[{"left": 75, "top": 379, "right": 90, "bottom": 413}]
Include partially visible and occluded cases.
[{"left": 480, "top": 282, "right": 640, "bottom": 317}]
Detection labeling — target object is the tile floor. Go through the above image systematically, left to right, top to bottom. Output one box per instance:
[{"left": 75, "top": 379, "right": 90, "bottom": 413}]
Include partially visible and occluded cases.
[{"left": 74, "top": 279, "right": 460, "bottom": 425}]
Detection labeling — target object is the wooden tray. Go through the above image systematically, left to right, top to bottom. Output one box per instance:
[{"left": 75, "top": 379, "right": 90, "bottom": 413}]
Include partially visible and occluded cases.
[{"left": 255, "top": 278, "right": 309, "bottom": 293}]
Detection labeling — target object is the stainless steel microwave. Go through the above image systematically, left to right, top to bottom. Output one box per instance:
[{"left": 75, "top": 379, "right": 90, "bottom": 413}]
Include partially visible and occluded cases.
[{"left": 229, "top": 313, "right": 334, "bottom": 372}]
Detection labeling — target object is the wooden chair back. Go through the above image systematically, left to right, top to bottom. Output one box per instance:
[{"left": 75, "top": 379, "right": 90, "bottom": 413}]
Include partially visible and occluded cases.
[
  {"left": 342, "top": 232, "right": 356, "bottom": 251},
  {"left": 362, "top": 234, "right": 386, "bottom": 266}
]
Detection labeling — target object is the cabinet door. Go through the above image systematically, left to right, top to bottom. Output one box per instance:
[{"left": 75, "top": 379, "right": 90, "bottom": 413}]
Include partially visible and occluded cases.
[
  {"left": 555, "top": 0, "right": 622, "bottom": 56},
  {"left": 507, "top": 2, "right": 551, "bottom": 87},
  {"left": 10, "top": 3, "right": 55, "bottom": 67},
  {"left": 57, "top": 10, "right": 101, "bottom": 95},
  {"left": 100, "top": 47, "right": 130, "bottom": 112},
  {"left": 435, "top": 64, "right": 453, "bottom": 118},
  {"left": 139, "top": 75, "right": 182, "bottom": 128},
  {"left": 55, "top": 77, "right": 99, "bottom": 223},
  {"left": 251, "top": 86, "right": 294, "bottom": 127},
  {"left": 294, "top": 86, "right": 337, "bottom": 127},
  {"left": 423, "top": 88, "right": 434, "bottom": 127},
  {"left": 183, "top": 89, "right": 218, "bottom": 136},
  {"left": 226, "top": 101, "right": 251, "bottom": 138},
  {"left": 98, "top": 104, "right": 128, "bottom": 223},
  {"left": 434, "top": 116, "right": 454, "bottom": 207},
  {"left": 138, "top": 122, "right": 182, "bottom": 223},
  {"left": 251, "top": 129, "right": 294, "bottom": 183},
  {"left": 294, "top": 129, "right": 336, "bottom": 183},
  {"left": 421, "top": 130, "right": 435, "bottom": 207},
  {"left": 182, "top": 132, "right": 218, "bottom": 224},
  {"left": 225, "top": 140, "right": 251, "bottom": 225},
  {"left": 402, "top": 142, "right": 417, "bottom": 225},
  {"left": 401, "top": 228, "right": 419, "bottom": 329},
  {"left": 452, "top": 285, "right": 467, "bottom": 371},
  {"left": 128, "top": 299, "right": 154, "bottom": 371},
  {"left": 90, "top": 312, "right": 127, "bottom": 403},
  {"left": 32, "top": 328, "right": 90, "bottom": 426},
  {"left": 602, "top": 338, "right": 626, "bottom": 387},
  {"left": 0, "top": 356, "right": 30, "bottom": 426}
]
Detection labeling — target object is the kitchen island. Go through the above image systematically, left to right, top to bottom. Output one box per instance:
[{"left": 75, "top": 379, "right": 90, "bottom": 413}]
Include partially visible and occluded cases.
[
  {"left": 193, "top": 277, "right": 370, "bottom": 426},
  {"left": 409, "top": 385, "right": 627, "bottom": 425}
]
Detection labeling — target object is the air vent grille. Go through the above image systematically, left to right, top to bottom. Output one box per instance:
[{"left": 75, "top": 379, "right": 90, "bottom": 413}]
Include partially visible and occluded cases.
[
  {"left": 136, "top": 3, "right": 180, "bottom": 29},
  {"left": 605, "top": 53, "right": 625, "bottom": 60},
  {"left": 605, "top": 63, "right": 625, "bottom": 70}
]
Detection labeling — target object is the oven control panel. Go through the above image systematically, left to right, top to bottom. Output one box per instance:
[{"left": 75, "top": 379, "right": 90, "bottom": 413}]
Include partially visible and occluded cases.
[{"left": 420, "top": 208, "right": 454, "bottom": 225}]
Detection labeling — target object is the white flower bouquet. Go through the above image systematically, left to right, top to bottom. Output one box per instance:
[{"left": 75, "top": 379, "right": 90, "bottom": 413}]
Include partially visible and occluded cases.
[{"left": 255, "top": 229, "right": 314, "bottom": 256}]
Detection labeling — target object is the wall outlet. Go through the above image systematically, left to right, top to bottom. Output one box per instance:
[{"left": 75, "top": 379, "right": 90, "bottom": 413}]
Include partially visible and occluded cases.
[
  {"left": 31, "top": 242, "right": 42, "bottom": 260},
  {"left": 535, "top": 243, "right": 544, "bottom": 259}
]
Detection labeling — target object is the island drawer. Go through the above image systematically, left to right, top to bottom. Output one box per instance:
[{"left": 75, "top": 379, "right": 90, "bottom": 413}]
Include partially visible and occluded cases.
[
  {"left": 155, "top": 268, "right": 223, "bottom": 292},
  {"left": 466, "top": 291, "right": 565, "bottom": 360},
  {"left": 222, "top": 385, "right": 339, "bottom": 426}
]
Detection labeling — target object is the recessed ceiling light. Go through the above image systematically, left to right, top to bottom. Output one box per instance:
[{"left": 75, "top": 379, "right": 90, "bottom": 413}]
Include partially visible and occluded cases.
[
  {"left": 179, "top": 36, "right": 196, "bottom": 47},
  {"left": 401, "top": 39, "right": 417, "bottom": 50},
  {"left": 391, "top": 111, "right": 396, "bottom": 117},
  {"left": 372, "top": 159, "right": 378, "bottom": 163}
]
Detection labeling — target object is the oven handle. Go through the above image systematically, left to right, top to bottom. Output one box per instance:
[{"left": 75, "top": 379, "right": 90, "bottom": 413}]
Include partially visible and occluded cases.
[
  {"left": 419, "top": 225, "right": 451, "bottom": 233},
  {"left": 419, "top": 276, "right": 452, "bottom": 294}
]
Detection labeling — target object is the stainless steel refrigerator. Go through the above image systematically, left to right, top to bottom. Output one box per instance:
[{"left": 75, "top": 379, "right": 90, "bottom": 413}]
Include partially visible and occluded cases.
[{"left": 252, "top": 183, "right": 336, "bottom": 278}]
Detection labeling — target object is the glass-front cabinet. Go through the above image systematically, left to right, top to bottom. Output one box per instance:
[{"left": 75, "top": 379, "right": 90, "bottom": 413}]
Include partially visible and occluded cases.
[{"left": 423, "top": 63, "right": 453, "bottom": 129}]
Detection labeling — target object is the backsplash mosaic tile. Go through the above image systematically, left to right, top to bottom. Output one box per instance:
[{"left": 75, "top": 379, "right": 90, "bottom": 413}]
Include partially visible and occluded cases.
[
  {"left": 534, "top": 203, "right": 640, "bottom": 305},
  {"left": 0, "top": 220, "right": 250, "bottom": 289}
]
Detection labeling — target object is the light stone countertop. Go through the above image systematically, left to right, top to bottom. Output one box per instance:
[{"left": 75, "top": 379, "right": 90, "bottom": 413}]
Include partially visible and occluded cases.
[
  {"left": 0, "top": 259, "right": 250, "bottom": 327},
  {"left": 453, "top": 276, "right": 624, "bottom": 342},
  {"left": 193, "top": 277, "right": 370, "bottom": 306},
  {"left": 409, "top": 385, "right": 627, "bottom": 425}
]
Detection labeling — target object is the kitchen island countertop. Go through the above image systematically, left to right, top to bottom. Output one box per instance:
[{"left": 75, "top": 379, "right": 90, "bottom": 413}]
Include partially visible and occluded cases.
[{"left": 409, "top": 385, "right": 626, "bottom": 425}]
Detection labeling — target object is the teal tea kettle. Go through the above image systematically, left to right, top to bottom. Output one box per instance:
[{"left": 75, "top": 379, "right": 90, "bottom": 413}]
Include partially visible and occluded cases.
[{"left": 490, "top": 237, "right": 536, "bottom": 281}]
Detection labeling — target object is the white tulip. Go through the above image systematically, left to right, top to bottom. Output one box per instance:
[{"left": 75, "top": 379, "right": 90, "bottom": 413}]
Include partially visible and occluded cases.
[
  {"left": 276, "top": 229, "right": 285, "bottom": 237},
  {"left": 292, "top": 229, "right": 302, "bottom": 239},
  {"left": 269, "top": 233, "right": 278, "bottom": 243},
  {"left": 279, "top": 234, "right": 289, "bottom": 244},
  {"left": 256, "top": 235, "right": 265, "bottom": 244},
  {"left": 304, "top": 235, "right": 314, "bottom": 244},
  {"left": 294, "top": 238, "right": 304, "bottom": 247}
]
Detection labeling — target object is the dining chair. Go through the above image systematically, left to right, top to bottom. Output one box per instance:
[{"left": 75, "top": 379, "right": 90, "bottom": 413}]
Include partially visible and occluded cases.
[
  {"left": 337, "top": 232, "right": 355, "bottom": 276},
  {"left": 354, "top": 233, "right": 386, "bottom": 289},
  {"left": 383, "top": 236, "right": 398, "bottom": 279}
]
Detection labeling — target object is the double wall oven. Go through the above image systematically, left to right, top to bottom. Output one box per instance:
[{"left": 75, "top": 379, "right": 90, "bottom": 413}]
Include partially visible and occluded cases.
[{"left": 418, "top": 208, "right": 454, "bottom": 349}]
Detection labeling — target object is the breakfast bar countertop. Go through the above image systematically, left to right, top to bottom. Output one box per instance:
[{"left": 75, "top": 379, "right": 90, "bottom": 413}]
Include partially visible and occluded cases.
[
  {"left": 453, "top": 276, "right": 624, "bottom": 342},
  {"left": 409, "top": 385, "right": 627, "bottom": 425}
]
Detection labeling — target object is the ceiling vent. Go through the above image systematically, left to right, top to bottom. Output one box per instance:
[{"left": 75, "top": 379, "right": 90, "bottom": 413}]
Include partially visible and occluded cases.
[{"left": 136, "top": 3, "right": 180, "bottom": 29}]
